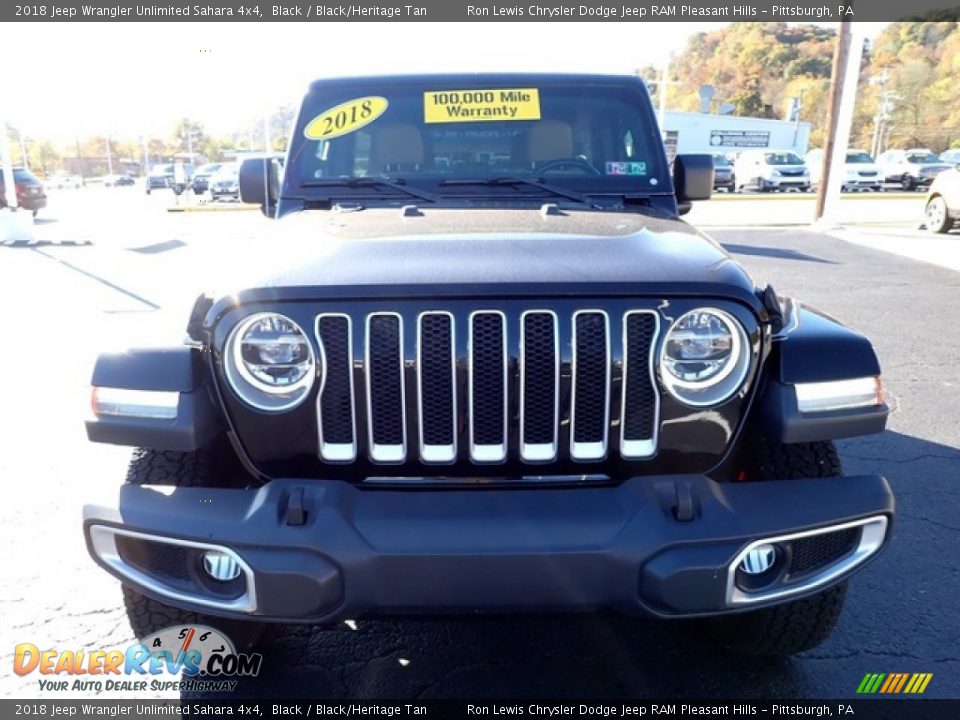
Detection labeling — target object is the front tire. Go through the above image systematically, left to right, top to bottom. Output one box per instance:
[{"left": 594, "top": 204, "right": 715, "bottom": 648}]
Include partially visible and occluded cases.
[
  {"left": 901, "top": 174, "right": 916, "bottom": 191},
  {"left": 925, "top": 195, "right": 952, "bottom": 233},
  {"left": 706, "top": 439, "right": 847, "bottom": 656},
  {"left": 121, "top": 445, "right": 265, "bottom": 649}
]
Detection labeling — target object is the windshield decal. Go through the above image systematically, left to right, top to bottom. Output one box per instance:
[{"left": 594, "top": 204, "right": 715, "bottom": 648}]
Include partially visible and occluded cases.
[
  {"left": 424, "top": 88, "right": 541, "bottom": 123},
  {"left": 304, "top": 96, "right": 389, "bottom": 140},
  {"left": 605, "top": 161, "right": 647, "bottom": 176}
]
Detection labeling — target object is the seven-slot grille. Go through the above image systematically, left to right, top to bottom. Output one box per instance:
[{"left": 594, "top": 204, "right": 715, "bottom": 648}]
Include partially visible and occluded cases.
[{"left": 314, "top": 308, "right": 660, "bottom": 465}]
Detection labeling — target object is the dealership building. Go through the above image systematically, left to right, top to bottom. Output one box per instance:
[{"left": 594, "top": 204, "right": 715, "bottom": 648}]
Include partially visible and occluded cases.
[{"left": 662, "top": 110, "right": 812, "bottom": 158}]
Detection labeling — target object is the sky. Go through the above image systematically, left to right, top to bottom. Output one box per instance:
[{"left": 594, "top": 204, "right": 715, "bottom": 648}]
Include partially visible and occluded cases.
[{"left": 3, "top": 21, "right": 889, "bottom": 144}]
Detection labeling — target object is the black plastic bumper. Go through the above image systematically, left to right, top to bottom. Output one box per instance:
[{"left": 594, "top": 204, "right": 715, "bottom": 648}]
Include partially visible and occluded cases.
[{"left": 83, "top": 474, "right": 893, "bottom": 623}]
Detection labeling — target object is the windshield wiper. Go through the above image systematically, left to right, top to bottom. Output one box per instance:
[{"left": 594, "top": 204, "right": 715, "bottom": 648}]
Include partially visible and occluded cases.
[
  {"left": 302, "top": 177, "right": 436, "bottom": 203},
  {"left": 438, "top": 177, "right": 596, "bottom": 207}
]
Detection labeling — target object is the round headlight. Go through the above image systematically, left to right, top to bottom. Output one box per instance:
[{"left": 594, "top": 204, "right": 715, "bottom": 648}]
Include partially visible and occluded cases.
[
  {"left": 659, "top": 308, "right": 750, "bottom": 407},
  {"left": 224, "top": 313, "right": 317, "bottom": 411}
]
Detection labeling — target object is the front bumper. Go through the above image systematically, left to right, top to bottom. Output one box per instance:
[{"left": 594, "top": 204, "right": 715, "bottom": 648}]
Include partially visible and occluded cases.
[
  {"left": 766, "top": 177, "right": 809, "bottom": 188},
  {"left": 84, "top": 474, "right": 893, "bottom": 623}
]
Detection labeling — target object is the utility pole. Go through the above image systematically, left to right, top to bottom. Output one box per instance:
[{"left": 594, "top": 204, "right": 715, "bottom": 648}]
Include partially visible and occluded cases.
[
  {"left": 815, "top": 20, "right": 865, "bottom": 224},
  {"left": 792, "top": 89, "right": 806, "bottom": 148},
  {"left": 19, "top": 129, "right": 29, "bottom": 169},
  {"left": 105, "top": 134, "right": 113, "bottom": 175},
  {"left": 142, "top": 136, "right": 150, "bottom": 173}
]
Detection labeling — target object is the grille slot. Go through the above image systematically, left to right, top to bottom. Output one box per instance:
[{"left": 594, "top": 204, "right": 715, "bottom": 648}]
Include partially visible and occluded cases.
[
  {"left": 571, "top": 310, "right": 610, "bottom": 461},
  {"left": 469, "top": 311, "right": 508, "bottom": 463},
  {"left": 520, "top": 311, "right": 559, "bottom": 462},
  {"left": 621, "top": 311, "right": 659, "bottom": 458},
  {"left": 417, "top": 312, "right": 457, "bottom": 463},
  {"left": 365, "top": 313, "right": 407, "bottom": 463},
  {"left": 316, "top": 314, "right": 356, "bottom": 462}
]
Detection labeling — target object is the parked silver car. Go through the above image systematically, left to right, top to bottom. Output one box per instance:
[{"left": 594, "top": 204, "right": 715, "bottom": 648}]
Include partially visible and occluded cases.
[
  {"left": 877, "top": 148, "right": 951, "bottom": 191},
  {"left": 806, "top": 149, "right": 883, "bottom": 191}
]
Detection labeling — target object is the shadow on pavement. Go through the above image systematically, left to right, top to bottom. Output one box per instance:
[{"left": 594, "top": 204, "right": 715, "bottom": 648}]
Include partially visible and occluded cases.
[
  {"left": 721, "top": 243, "right": 836, "bottom": 264},
  {"left": 176, "top": 428, "right": 958, "bottom": 700}
]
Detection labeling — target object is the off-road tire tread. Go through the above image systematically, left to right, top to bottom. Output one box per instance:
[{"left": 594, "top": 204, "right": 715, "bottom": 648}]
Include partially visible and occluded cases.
[
  {"left": 752, "top": 437, "right": 843, "bottom": 481},
  {"left": 708, "top": 438, "right": 847, "bottom": 656},
  {"left": 125, "top": 439, "right": 244, "bottom": 488},
  {"left": 712, "top": 583, "right": 847, "bottom": 656},
  {"left": 123, "top": 585, "right": 200, "bottom": 639}
]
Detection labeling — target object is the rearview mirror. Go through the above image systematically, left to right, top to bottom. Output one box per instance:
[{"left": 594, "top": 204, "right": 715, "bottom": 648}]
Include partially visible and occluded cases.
[
  {"left": 673, "top": 154, "right": 713, "bottom": 215},
  {"left": 239, "top": 157, "right": 280, "bottom": 217}
]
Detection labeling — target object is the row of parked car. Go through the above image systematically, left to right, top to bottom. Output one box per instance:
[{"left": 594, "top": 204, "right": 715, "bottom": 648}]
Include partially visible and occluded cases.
[
  {"left": 711, "top": 147, "right": 958, "bottom": 194},
  {"left": 145, "top": 162, "right": 240, "bottom": 201}
]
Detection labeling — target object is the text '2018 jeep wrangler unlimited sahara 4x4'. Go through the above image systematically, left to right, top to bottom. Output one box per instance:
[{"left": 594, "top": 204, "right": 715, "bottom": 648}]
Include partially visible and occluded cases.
[{"left": 84, "top": 74, "right": 893, "bottom": 657}]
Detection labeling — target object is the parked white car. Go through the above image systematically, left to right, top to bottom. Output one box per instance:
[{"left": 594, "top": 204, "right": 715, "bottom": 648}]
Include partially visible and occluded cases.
[
  {"left": 876, "top": 148, "right": 952, "bottom": 191},
  {"left": 734, "top": 149, "right": 810, "bottom": 192},
  {"left": 805, "top": 149, "right": 883, "bottom": 191},
  {"left": 923, "top": 168, "right": 960, "bottom": 233},
  {"left": 45, "top": 174, "right": 82, "bottom": 189}
]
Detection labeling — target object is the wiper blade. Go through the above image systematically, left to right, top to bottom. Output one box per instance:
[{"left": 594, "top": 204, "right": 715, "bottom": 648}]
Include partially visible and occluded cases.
[
  {"left": 438, "top": 176, "right": 596, "bottom": 207},
  {"left": 302, "top": 177, "right": 436, "bottom": 203}
]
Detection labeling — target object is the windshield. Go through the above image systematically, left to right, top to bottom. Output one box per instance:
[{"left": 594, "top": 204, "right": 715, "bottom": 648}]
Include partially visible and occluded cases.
[
  {"left": 288, "top": 80, "right": 670, "bottom": 200},
  {"left": 764, "top": 152, "right": 803, "bottom": 166},
  {"left": 846, "top": 152, "right": 874, "bottom": 164},
  {"left": 907, "top": 152, "right": 939, "bottom": 164},
  {"left": 711, "top": 154, "right": 731, "bottom": 167},
  {"left": 150, "top": 165, "right": 173, "bottom": 175},
  {"left": 214, "top": 166, "right": 238, "bottom": 180}
]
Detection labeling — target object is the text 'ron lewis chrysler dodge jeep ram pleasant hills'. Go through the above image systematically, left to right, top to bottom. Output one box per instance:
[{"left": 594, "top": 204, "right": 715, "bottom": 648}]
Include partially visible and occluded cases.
[{"left": 83, "top": 74, "right": 893, "bottom": 657}]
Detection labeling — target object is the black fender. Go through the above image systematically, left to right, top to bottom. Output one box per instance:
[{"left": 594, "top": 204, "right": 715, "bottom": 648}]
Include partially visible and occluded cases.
[
  {"left": 758, "top": 304, "right": 888, "bottom": 443},
  {"left": 86, "top": 345, "right": 222, "bottom": 451}
]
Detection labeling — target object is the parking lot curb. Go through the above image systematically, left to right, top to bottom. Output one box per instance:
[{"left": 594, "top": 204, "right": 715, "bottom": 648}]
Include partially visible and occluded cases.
[
  {"left": 712, "top": 192, "right": 922, "bottom": 201},
  {"left": 166, "top": 204, "right": 259, "bottom": 213}
]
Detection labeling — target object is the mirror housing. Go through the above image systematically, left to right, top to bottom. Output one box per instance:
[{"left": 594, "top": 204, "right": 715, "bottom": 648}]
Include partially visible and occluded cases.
[
  {"left": 673, "top": 154, "right": 713, "bottom": 215},
  {"left": 239, "top": 157, "right": 281, "bottom": 217}
]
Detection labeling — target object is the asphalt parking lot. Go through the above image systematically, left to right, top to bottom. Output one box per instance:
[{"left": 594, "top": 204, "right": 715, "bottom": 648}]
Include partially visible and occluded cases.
[{"left": 1, "top": 187, "right": 957, "bottom": 700}]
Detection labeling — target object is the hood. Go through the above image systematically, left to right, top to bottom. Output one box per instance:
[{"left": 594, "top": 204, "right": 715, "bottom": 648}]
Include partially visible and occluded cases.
[{"left": 208, "top": 207, "right": 761, "bottom": 320}]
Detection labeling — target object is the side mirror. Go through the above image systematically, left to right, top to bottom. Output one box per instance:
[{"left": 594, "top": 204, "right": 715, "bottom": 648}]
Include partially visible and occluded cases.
[
  {"left": 673, "top": 154, "right": 713, "bottom": 215},
  {"left": 239, "top": 157, "right": 280, "bottom": 217}
]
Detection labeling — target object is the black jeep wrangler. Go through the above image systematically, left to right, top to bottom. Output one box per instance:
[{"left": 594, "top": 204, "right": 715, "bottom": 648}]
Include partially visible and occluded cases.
[{"left": 84, "top": 74, "right": 893, "bottom": 657}]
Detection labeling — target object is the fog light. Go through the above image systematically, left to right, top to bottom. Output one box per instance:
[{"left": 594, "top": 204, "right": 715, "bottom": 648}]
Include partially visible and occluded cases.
[
  {"left": 740, "top": 544, "right": 777, "bottom": 575},
  {"left": 202, "top": 551, "right": 242, "bottom": 582}
]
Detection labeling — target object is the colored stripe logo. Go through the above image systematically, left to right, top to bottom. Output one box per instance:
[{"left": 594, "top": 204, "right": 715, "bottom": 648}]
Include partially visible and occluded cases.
[{"left": 857, "top": 672, "right": 933, "bottom": 694}]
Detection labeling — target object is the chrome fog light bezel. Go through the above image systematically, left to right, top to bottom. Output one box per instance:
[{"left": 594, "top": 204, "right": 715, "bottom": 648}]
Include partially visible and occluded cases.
[{"left": 726, "top": 516, "right": 889, "bottom": 606}]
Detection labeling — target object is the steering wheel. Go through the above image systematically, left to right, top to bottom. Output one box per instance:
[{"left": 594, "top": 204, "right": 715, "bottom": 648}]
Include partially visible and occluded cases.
[{"left": 535, "top": 158, "right": 601, "bottom": 176}]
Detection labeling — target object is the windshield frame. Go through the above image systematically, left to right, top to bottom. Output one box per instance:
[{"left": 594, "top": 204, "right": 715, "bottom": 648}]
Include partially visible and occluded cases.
[{"left": 282, "top": 74, "right": 674, "bottom": 205}]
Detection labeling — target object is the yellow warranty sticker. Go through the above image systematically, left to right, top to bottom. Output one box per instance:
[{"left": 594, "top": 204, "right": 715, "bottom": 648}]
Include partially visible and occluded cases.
[
  {"left": 424, "top": 88, "right": 541, "bottom": 123},
  {"left": 304, "top": 96, "right": 389, "bottom": 141}
]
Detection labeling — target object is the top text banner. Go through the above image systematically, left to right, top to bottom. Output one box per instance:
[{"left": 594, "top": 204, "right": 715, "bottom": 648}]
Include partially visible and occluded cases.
[{"left": 4, "top": 0, "right": 959, "bottom": 21}]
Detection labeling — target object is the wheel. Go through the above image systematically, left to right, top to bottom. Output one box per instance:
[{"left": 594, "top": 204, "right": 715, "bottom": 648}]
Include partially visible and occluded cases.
[
  {"left": 900, "top": 174, "right": 916, "bottom": 191},
  {"left": 925, "top": 195, "right": 952, "bottom": 233},
  {"left": 32, "top": 210, "right": 38, "bottom": 218},
  {"left": 705, "top": 439, "right": 847, "bottom": 656},
  {"left": 120, "top": 445, "right": 265, "bottom": 649}
]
